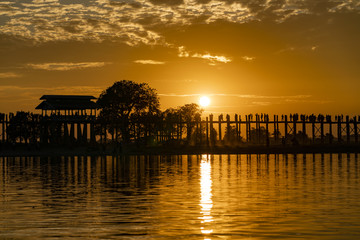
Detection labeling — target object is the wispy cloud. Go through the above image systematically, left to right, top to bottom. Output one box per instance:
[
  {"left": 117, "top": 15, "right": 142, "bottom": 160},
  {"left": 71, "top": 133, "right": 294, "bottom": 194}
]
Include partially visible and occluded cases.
[
  {"left": 178, "top": 46, "right": 231, "bottom": 65},
  {"left": 178, "top": 46, "right": 190, "bottom": 58},
  {"left": 192, "top": 53, "right": 231, "bottom": 65},
  {"left": 242, "top": 56, "right": 255, "bottom": 62},
  {"left": 134, "top": 60, "right": 165, "bottom": 65},
  {"left": 26, "top": 62, "right": 109, "bottom": 71},
  {"left": 0, "top": 72, "right": 22, "bottom": 78},
  {"left": 159, "top": 92, "right": 332, "bottom": 106},
  {"left": 159, "top": 93, "right": 200, "bottom": 97},
  {"left": 160, "top": 93, "right": 311, "bottom": 99},
  {"left": 211, "top": 94, "right": 311, "bottom": 99},
  {"left": 285, "top": 99, "right": 333, "bottom": 104},
  {"left": 252, "top": 101, "right": 272, "bottom": 106}
]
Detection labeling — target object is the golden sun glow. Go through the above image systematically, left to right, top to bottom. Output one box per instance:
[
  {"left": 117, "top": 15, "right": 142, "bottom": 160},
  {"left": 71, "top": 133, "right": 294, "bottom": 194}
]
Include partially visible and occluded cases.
[
  {"left": 199, "top": 96, "right": 210, "bottom": 107},
  {"left": 199, "top": 154, "right": 213, "bottom": 236}
]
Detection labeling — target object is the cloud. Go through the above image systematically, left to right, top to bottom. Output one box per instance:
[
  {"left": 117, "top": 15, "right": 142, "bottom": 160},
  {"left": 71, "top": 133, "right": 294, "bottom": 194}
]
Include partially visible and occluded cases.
[
  {"left": 0, "top": 0, "right": 356, "bottom": 46},
  {"left": 148, "top": 0, "right": 184, "bottom": 6},
  {"left": 178, "top": 46, "right": 231, "bottom": 65},
  {"left": 178, "top": 46, "right": 190, "bottom": 57},
  {"left": 192, "top": 53, "right": 232, "bottom": 65},
  {"left": 242, "top": 56, "right": 255, "bottom": 61},
  {"left": 134, "top": 59, "right": 165, "bottom": 64},
  {"left": 26, "top": 62, "right": 109, "bottom": 71},
  {"left": 0, "top": 72, "right": 22, "bottom": 78},
  {"left": 159, "top": 93, "right": 200, "bottom": 97},
  {"left": 160, "top": 93, "right": 311, "bottom": 99},
  {"left": 214, "top": 94, "right": 311, "bottom": 99},
  {"left": 284, "top": 98, "right": 333, "bottom": 104},
  {"left": 252, "top": 101, "right": 272, "bottom": 106}
]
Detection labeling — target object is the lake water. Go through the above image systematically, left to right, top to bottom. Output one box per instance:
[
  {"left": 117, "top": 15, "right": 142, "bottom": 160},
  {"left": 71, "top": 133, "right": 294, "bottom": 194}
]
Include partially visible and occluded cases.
[{"left": 1, "top": 153, "right": 360, "bottom": 239}]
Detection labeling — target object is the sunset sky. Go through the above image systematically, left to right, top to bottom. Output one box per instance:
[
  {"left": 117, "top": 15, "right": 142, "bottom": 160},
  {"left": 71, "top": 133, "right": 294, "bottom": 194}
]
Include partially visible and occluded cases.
[{"left": 0, "top": 0, "right": 359, "bottom": 115}]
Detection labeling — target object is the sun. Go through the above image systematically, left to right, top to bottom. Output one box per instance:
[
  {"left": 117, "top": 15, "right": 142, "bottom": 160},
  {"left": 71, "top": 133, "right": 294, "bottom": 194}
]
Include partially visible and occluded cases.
[{"left": 199, "top": 96, "right": 210, "bottom": 107}]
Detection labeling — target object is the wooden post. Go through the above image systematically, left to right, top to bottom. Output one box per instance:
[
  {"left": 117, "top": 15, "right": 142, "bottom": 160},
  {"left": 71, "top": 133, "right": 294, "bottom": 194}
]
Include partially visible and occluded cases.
[
  {"left": 5, "top": 114, "right": 9, "bottom": 143},
  {"left": 179, "top": 114, "right": 182, "bottom": 141},
  {"left": 209, "top": 114, "right": 214, "bottom": 146},
  {"left": 226, "top": 114, "right": 230, "bottom": 143},
  {"left": 235, "top": 114, "right": 239, "bottom": 141},
  {"left": 249, "top": 114, "right": 252, "bottom": 142},
  {"left": 256, "top": 114, "right": 260, "bottom": 144},
  {"left": 265, "top": 114, "right": 269, "bottom": 146},
  {"left": 2, "top": 115, "right": 5, "bottom": 143},
  {"left": 19, "top": 115, "right": 23, "bottom": 144},
  {"left": 31, "top": 115, "right": 36, "bottom": 145},
  {"left": 218, "top": 115, "right": 222, "bottom": 142},
  {"left": 238, "top": 115, "right": 242, "bottom": 141},
  {"left": 245, "top": 115, "right": 249, "bottom": 142},
  {"left": 273, "top": 115, "right": 277, "bottom": 142},
  {"left": 276, "top": 115, "right": 279, "bottom": 143},
  {"left": 284, "top": 115, "right": 288, "bottom": 142},
  {"left": 293, "top": 115, "right": 297, "bottom": 142},
  {"left": 206, "top": 116, "right": 209, "bottom": 146},
  {"left": 302, "top": 116, "right": 306, "bottom": 144},
  {"left": 329, "top": 116, "right": 333, "bottom": 144},
  {"left": 338, "top": 116, "right": 342, "bottom": 143},
  {"left": 346, "top": 116, "right": 350, "bottom": 144},
  {"left": 199, "top": 117, "right": 202, "bottom": 145},
  {"left": 320, "top": 117, "right": 324, "bottom": 144},
  {"left": 354, "top": 117, "right": 358, "bottom": 144},
  {"left": 312, "top": 118, "right": 315, "bottom": 144},
  {"left": 43, "top": 120, "right": 49, "bottom": 144},
  {"left": 64, "top": 122, "right": 69, "bottom": 144},
  {"left": 70, "top": 122, "right": 75, "bottom": 143},
  {"left": 77, "top": 122, "right": 82, "bottom": 144},
  {"left": 83, "top": 122, "right": 88, "bottom": 143},
  {"left": 90, "top": 122, "right": 95, "bottom": 143},
  {"left": 112, "top": 125, "right": 115, "bottom": 142}
]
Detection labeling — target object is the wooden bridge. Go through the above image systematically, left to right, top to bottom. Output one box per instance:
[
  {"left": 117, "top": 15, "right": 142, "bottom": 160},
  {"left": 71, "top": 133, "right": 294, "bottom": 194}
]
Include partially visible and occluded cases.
[{"left": 0, "top": 113, "right": 359, "bottom": 147}]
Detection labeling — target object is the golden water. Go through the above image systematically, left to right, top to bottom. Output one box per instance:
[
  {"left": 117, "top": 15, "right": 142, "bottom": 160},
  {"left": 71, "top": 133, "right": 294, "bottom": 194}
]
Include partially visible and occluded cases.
[{"left": 1, "top": 154, "right": 360, "bottom": 239}]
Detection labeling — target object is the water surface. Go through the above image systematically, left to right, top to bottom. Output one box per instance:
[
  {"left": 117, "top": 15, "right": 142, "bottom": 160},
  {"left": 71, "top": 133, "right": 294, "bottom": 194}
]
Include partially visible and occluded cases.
[{"left": 1, "top": 154, "right": 360, "bottom": 239}]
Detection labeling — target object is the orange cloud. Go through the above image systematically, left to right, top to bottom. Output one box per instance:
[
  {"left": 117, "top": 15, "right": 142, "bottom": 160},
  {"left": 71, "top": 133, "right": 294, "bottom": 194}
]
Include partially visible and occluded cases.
[{"left": 26, "top": 62, "right": 109, "bottom": 71}]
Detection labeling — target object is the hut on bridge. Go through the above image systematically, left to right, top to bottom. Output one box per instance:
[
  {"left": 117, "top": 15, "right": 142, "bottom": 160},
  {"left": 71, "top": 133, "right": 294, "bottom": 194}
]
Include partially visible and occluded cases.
[{"left": 36, "top": 95, "right": 98, "bottom": 119}]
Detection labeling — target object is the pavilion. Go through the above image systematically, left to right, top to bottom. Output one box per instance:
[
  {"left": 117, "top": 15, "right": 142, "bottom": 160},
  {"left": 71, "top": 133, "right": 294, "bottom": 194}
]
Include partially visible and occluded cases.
[{"left": 35, "top": 95, "right": 98, "bottom": 118}]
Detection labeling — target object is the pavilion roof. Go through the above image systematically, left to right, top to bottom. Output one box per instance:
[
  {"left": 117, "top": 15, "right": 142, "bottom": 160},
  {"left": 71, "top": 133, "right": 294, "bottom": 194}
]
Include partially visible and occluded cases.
[
  {"left": 35, "top": 95, "right": 98, "bottom": 110},
  {"left": 40, "top": 95, "right": 96, "bottom": 100}
]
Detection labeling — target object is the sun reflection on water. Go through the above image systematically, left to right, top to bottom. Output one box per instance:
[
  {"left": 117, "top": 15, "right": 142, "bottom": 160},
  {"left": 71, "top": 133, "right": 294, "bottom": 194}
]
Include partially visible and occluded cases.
[{"left": 200, "top": 154, "right": 213, "bottom": 238}]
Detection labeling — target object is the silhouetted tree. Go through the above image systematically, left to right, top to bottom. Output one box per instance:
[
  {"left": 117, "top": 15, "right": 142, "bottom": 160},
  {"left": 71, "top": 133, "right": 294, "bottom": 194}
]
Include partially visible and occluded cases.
[
  {"left": 97, "top": 80, "right": 160, "bottom": 143},
  {"left": 162, "top": 103, "right": 203, "bottom": 145},
  {"left": 179, "top": 103, "right": 203, "bottom": 143},
  {"left": 162, "top": 107, "right": 181, "bottom": 143},
  {"left": 7, "top": 111, "right": 41, "bottom": 144},
  {"left": 223, "top": 126, "right": 242, "bottom": 145},
  {"left": 249, "top": 126, "right": 268, "bottom": 144},
  {"left": 272, "top": 129, "right": 282, "bottom": 141}
]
